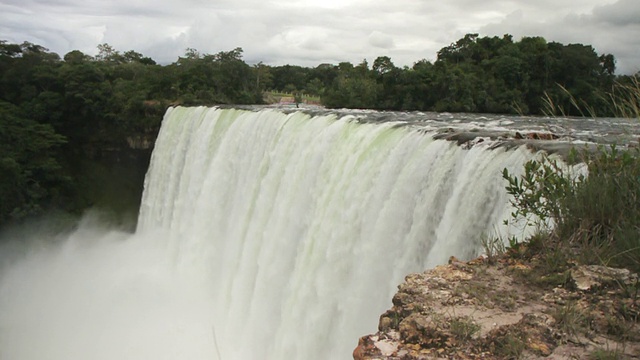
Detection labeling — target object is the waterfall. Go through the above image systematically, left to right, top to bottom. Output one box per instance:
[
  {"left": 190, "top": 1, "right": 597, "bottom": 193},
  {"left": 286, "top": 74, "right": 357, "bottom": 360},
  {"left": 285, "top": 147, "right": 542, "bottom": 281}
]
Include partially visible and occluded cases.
[
  {"left": 0, "top": 106, "right": 538, "bottom": 360},
  {"left": 137, "top": 107, "right": 533, "bottom": 359}
]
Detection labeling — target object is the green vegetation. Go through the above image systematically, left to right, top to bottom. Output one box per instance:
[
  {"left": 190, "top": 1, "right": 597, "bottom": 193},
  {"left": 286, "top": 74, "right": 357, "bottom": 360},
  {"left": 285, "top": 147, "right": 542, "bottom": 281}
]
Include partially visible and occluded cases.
[
  {"left": 0, "top": 33, "right": 638, "bottom": 228},
  {"left": 246, "top": 34, "right": 635, "bottom": 116},
  {"left": 320, "top": 34, "right": 626, "bottom": 115},
  {"left": 0, "top": 41, "right": 267, "bottom": 226},
  {"left": 502, "top": 77, "right": 640, "bottom": 274},
  {"left": 497, "top": 81, "right": 640, "bottom": 358},
  {"left": 0, "top": 101, "right": 68, "bottom": 220},
  {"left": 503, "top": 145, "right": 640, "bottom": 273},
  {"left": 552, "top": 301, "right": 588, "bottom": 339},
  {"left": 491, "top": 328, "right": 527, "bottom": 359}
]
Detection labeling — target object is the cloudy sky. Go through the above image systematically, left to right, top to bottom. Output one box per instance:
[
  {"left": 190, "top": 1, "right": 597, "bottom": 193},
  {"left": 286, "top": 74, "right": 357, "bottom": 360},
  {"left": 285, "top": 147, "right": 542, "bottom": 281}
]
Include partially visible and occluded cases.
[{"left": 1, "top": 0, "right": 639, "bottom": 74}]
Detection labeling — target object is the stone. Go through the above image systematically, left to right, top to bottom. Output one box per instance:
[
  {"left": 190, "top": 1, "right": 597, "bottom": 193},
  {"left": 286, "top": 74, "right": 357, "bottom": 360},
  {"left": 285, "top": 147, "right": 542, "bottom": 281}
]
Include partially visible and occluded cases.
[
  {"left": 353, "top": 254, "right": 640, "bottom": 359},
  {"left": 570, "top": 265, "right": 638, "bottom": 291},
  {"left": 398, "top": 313, "right": 430, "bottom": 343},
  {"left": 378, "top": 316, "right": 393, "bottom": 332},
  {"left": 374, "top": 339, "right": 398, "bottom": 356}
]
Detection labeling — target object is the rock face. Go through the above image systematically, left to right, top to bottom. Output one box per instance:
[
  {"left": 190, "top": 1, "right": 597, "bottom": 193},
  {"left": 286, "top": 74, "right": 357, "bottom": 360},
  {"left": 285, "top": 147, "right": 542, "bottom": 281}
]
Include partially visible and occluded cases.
[{"left": 354, "top": 256, "right": 640, "bottom": 359}]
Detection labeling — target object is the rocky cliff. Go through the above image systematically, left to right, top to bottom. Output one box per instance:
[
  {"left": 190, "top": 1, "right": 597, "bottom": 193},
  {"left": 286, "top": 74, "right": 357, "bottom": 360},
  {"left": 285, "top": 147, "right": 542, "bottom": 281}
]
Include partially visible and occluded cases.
[{"left": 354, "top": 253, "right": 640, "bottom": 359}]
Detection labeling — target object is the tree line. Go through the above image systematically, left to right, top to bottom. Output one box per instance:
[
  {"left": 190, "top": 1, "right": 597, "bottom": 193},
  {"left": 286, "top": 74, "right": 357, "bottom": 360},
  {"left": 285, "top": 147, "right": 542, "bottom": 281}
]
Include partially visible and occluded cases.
[
  {"left": 0, "top": 34, "right": 637, "bottom": 225},
  {"left": 296, "top": 34, "right": 625, "bottom": 115}
]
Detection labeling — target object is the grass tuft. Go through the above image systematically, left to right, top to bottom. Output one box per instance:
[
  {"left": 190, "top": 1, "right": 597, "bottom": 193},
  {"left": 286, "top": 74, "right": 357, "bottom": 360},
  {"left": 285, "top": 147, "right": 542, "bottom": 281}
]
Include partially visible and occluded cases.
[{"left": 450, "top": 316, "right": 481, "bottom": 341}]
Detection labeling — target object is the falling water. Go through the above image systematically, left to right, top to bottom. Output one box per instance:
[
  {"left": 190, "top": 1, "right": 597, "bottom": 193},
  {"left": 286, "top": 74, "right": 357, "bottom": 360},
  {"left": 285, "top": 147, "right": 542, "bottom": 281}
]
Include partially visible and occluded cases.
[{"left": 0, "top": 107, "right": 539, "bottom": 359}]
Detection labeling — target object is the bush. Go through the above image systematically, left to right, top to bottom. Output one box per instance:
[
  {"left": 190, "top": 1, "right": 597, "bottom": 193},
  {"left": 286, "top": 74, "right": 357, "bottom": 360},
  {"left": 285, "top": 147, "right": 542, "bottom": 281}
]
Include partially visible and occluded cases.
[{"left": 503, "top": 146, "right": 640, "bottom": 273}]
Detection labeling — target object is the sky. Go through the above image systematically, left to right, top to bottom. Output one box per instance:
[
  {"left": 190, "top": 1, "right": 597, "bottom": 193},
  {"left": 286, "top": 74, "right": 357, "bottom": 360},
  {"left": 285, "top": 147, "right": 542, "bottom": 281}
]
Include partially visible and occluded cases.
[{"left": 1, "top": 0, "right": 639, "bottom": 74}]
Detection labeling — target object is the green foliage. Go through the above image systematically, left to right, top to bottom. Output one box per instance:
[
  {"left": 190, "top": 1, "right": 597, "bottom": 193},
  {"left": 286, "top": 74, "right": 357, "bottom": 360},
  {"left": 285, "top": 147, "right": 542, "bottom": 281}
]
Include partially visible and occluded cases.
[
  {"left": 319, "top": 34, "right": 617, "bottom": 115},
  {"left": 0, "top": 35, "right": 632, "bottom": 227},
  {"left": 0, "top": 35, "right": 627, "bottom": 115},
  {"left": 0, "top": 40, "right": 273, "bottom": 226},
  {"left": 323, "top": 72, "right": 379, "bottom": 109},
  {"left": 0, "top": 101, "right": 68, "bottom": 221},
  {"left": 504, "top": 147, "right": 640, "bottom": 273},
  {"left": 562, "top": 147, "right": 640, "bottom": 269},
  {"left": 503, "top": 156, "right": 576, "bottom": 228}
]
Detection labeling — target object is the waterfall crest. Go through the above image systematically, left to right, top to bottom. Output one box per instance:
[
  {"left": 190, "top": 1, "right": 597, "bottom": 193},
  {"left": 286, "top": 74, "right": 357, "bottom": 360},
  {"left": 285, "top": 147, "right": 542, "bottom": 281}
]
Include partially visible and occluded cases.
[{"left": 136, "top": 106, "right": 534, "bottom": 359}]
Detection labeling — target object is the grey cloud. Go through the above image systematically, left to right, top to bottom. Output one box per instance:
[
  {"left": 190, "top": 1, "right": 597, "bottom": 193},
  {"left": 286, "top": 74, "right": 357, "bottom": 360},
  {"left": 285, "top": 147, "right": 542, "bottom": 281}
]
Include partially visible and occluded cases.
[{"left": 592, "top": 0, "right": 640, "bottom": 26}]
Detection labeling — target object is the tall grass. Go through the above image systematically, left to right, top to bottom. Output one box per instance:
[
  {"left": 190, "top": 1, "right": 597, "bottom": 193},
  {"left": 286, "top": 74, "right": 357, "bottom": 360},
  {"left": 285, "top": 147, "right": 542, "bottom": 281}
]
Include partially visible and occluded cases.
[
  {"left": 610, "top": 76, "right": 640, "bottom": 120},
  {"left": 543, "top": 78, "right": 640, "bottom": 119}
]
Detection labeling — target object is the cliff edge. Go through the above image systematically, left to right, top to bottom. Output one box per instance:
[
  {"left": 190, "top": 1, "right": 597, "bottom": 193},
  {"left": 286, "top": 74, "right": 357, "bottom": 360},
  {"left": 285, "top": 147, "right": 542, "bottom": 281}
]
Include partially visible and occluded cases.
[{"left": 354, "top": 250, "right": 640, "bottom": 359}]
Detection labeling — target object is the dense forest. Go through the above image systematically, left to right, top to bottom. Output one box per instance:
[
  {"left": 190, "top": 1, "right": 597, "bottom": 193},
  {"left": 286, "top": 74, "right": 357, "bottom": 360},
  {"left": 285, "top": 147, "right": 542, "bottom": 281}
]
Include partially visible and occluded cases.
[{"left": 0, "top": 34, "right": 638, "bottom": 226}]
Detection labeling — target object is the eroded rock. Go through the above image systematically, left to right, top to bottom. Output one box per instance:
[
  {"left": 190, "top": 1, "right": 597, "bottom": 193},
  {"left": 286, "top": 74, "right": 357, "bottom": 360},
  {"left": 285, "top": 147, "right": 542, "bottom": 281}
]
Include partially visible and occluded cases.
[
  {"left": 354, "top": 258, "right": 640, "bottom": 359},
  {"left": 570, "top": 264, "right": 638, "bottom": 291}
]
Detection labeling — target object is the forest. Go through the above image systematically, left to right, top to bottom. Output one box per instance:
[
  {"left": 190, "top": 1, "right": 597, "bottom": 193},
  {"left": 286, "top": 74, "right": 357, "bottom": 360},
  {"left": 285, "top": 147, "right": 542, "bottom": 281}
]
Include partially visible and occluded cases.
[{"left": 0, "top": 33, "right": 638, "bottom": 226}]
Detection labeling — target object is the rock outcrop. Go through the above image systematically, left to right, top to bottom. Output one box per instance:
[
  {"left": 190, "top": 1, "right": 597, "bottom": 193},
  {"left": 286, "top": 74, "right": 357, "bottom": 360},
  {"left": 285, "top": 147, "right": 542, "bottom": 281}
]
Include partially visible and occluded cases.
[{"left": 354, "top": 255, "right": 640, "bottom": 359}]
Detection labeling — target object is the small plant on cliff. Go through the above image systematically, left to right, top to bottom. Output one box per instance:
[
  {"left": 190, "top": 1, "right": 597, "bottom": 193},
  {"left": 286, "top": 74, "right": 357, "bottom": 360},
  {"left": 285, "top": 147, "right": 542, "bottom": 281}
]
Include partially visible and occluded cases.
[
  {"left": 503, "top": 146, "right": 640, "bottom": 273},
  {"left": 503, "top": 155, "right": 576, "bottom": 230},
  {"left": 481, "top": 234, "right": 506, "bottom": 264},
  {"left": 552, "top": 301, "right": 588, "bottom": 339},
  {"left": 450, "top": 316, "right": 481, "bottom": 341},
  {"left": 492, "top": 329, "right": 527, "bottom": 359}
]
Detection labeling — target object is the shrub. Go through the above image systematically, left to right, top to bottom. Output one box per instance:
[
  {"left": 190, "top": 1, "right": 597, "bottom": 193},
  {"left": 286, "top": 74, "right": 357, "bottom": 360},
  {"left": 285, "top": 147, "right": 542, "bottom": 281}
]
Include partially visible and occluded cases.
[{"left": 503, "top": 146, "right": 640, "bottom": 273}]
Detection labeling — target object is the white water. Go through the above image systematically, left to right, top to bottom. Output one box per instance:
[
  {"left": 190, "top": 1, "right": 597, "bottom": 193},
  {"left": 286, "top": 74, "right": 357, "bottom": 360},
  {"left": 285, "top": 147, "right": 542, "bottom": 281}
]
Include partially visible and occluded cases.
[{"left": 0, "top": 107, "right": 537, "bottom": 359}]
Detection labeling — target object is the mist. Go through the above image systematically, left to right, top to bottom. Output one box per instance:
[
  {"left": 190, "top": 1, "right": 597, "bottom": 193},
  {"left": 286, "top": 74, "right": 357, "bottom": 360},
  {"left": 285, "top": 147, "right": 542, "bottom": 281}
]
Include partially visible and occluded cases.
[{"left": 0, "top": 212, "right": 218, "bottom": 360}]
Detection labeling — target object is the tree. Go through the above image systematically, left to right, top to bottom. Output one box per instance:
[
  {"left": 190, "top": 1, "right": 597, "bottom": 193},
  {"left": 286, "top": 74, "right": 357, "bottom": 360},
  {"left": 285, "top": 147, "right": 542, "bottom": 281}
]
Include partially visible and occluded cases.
[
  {"left": 436, "top": 33, "right": 480, "bottom": 64},
  {"left": 0, "top": 40, "right": 21, "bottom": 57},
  {"left": 95, "top": 43, "right": 123, "bottom": 63},
  {"left": 64, "top": 50, "right": 92, "bottom": 64},
  {"left": 600, "top": 54, "right": 616, "bottom": 76},
  {"left": 372, "top": 56, "right": 395, "bottom": 75},
  {"left": 270, "top": 65, "right": 309, "bottom": 93},
  {"left": 0, "top": 101, "right": 67, "bottom": 221}
]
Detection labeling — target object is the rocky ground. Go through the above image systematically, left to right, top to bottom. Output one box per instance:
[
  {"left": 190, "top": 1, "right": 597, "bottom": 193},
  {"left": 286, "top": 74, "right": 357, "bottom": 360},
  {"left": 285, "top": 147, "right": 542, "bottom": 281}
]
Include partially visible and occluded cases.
[{"left": 354, "top": 249, "right": 640, "bottom": 359}]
